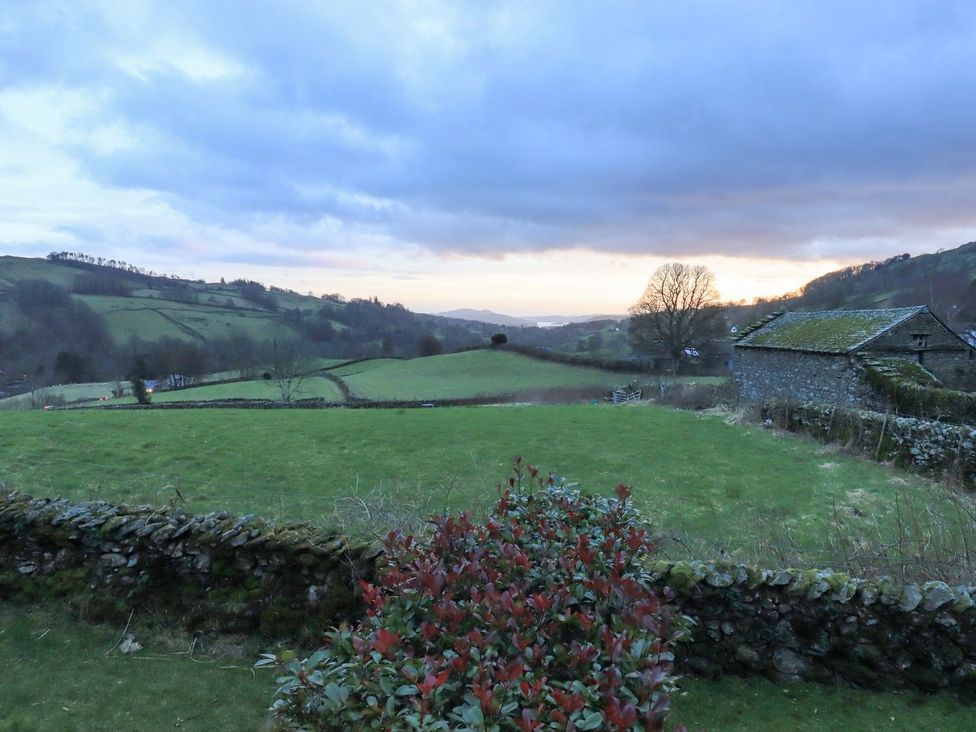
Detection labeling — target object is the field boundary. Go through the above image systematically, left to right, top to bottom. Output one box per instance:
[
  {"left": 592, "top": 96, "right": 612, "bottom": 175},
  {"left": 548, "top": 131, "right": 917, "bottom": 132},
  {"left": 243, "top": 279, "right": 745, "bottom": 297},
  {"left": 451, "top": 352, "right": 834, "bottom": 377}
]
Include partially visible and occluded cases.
[
  {"left": 762, "top": 401, "right": 976, "bottom": 487},
  {"left": 0, "top": 491, "right": 376, "bottom": 639},
  {"left": 5, "top": 491, "right": 975, "bottom": 695},
  {"left": 649, "top": 560, "right": 976, "bottom": 695}
]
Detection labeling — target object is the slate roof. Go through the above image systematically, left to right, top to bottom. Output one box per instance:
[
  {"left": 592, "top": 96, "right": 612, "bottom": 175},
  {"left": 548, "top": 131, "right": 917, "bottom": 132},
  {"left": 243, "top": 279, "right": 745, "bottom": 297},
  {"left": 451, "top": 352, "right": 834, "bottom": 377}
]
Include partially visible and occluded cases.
[{"left": 734, "top": 306, "right": 927, "bottom": 354}]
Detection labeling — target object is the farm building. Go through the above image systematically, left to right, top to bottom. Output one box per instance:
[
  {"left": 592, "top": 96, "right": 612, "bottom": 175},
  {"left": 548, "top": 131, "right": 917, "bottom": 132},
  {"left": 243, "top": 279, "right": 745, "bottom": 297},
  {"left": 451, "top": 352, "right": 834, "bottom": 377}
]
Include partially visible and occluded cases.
[{"left": 733, "top": 306, "right": 976, "bottom": 405}]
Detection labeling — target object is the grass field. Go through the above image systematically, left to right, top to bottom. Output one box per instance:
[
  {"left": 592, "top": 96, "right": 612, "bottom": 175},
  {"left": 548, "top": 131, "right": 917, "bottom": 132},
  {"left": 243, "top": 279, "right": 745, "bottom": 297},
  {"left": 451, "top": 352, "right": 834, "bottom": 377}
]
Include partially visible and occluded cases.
[
  {"left": 79, "top": 294, "right": 290, "bottom": 344},
  {"left": 330, "top": 349, "right": 699, "bottom": 401},
  {"left": 115, "top": 375, "right": 345, "bottom": 404},
  {"left": 0, "top": 382, "right": 119, "bottom": 410},
  {"left": 0, "top": 404, "right": 964, "bottom": 563},
  {"left": 3, "top": 404, "right": 975, "bottom": 729},
  {"left": 1, "top": 605, "right": 971, "bottom": 731}
]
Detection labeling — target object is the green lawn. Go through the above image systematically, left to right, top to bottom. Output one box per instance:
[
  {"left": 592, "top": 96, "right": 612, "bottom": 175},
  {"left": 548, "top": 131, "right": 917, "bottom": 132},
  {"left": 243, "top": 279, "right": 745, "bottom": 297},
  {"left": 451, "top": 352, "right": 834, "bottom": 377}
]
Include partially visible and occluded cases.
[
  {"left": 331, "top": 350, "right": 657, "bottom": 400},
  {"left": 0, "top": 405, "right": 962, "bottom": 560},
  {"left": 1, "top": 605, "right": 971, "bottom": 731},
  {"left": 0, "top": 606, "right": 271, "bottom": 732},
  {"left": 672, "top": 676, "right": 974, "bottom": 731}
]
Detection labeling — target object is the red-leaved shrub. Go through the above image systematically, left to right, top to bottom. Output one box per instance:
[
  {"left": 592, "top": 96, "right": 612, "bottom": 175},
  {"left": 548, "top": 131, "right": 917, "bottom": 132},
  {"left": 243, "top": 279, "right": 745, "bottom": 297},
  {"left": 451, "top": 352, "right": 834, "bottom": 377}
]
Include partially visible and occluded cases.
[{"left": 260, "top": 461, "right": 685, "bottom": 730}]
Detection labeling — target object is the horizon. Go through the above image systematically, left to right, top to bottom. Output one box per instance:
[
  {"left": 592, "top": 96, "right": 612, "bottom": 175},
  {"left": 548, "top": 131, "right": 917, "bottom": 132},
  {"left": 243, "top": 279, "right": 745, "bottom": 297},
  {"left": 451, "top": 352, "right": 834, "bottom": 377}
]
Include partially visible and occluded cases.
[{"left": 3, "top": 2, "right": 976, "bottom": 314}]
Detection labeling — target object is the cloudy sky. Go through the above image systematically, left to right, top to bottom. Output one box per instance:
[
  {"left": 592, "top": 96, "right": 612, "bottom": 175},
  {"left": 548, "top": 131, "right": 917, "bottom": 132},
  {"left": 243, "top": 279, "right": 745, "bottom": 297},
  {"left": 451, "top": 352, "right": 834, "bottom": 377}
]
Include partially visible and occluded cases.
[{"left": 2, "top": 1, "right": 976, "bottom": 315}]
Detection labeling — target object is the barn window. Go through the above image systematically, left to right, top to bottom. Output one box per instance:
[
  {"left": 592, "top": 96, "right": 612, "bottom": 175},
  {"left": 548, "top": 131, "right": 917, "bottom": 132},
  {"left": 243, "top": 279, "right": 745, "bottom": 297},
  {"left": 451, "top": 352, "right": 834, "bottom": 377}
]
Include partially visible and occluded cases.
[{"left": 911, "top": 333, "right": 929, "bottom": 348}]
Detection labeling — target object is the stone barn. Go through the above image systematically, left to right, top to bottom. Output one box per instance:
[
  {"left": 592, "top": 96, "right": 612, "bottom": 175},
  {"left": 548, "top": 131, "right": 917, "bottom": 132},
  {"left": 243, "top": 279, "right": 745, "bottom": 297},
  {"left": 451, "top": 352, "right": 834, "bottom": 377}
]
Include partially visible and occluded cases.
[{"left": 733, "top": 306, "right": 976, "bottom": 405}]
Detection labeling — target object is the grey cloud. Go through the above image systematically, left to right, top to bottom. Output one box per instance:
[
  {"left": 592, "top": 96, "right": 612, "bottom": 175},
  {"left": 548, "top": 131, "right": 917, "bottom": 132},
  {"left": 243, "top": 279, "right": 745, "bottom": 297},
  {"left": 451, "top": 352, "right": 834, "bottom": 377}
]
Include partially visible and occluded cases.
[{"left": 6, "top": 0, "right": 976, "bottom": 262}]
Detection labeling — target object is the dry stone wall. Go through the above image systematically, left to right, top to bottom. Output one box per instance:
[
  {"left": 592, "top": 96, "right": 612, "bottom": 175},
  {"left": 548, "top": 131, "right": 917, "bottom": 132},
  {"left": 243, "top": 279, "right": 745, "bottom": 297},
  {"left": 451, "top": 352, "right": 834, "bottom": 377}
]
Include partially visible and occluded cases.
[
  {"left": 763, "top": 401, "right": 976, "bottom": 487},
  {"left": 0, "top": 491, "right": 378, "bottom": 638},
  {"left": 5, "top": 492, "right": 976, "bottom": 696},
  {"left": 649, "top": 561, "right": 976, "bottom": 695}
]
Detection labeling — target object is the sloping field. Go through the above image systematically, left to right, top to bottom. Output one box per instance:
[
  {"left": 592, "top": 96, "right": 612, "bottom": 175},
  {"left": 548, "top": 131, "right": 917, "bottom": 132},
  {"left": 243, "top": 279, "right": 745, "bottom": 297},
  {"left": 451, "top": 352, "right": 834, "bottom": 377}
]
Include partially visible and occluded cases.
[
  {"left": 0, "top": 255, "right": 82, "bottom": 290},
  {"left": 78, "top": 294, "right": 289, "bottom": 343},
  {"left": 330, "top": 349, "right": 651, "bottom": 400},
  {"left": 115, "top": 375, "right": 345, "bottom": 404},
  {"left": 0, "top": 382, "right": 119, "bottom": 410},
  {"left": 0, "top": 405, "right": 964, "bottom": 560}
]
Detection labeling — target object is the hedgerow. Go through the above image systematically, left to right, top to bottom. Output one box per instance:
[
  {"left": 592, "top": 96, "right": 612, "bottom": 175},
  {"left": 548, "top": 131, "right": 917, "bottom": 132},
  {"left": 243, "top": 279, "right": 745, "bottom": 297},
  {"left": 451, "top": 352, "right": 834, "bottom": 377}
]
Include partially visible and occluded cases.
[{"left": 260, "top": 461, "right": 686, "bottom": 730}]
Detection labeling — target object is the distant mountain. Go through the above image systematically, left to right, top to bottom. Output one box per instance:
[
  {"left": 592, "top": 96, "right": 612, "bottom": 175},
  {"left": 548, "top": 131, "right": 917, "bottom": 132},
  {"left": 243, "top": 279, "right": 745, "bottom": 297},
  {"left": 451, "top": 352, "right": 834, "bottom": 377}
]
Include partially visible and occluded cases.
[
  {"left": 435, "top": 309, "right": 537, "bottom": 327},
  {"left": 435, "top": 309, "right": 619, "bottom": 328}
]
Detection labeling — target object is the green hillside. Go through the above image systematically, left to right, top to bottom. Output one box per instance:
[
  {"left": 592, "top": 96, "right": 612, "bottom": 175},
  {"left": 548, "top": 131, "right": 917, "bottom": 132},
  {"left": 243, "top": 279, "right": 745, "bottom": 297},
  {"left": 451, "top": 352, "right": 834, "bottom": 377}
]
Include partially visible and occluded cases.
[
  {"left": 734, "top": 241, "right": 976, "bottom": 329},
  {"left": 0, "top": 256, "right": 306, "bottom": 346},
  {"left": 79, "top": 294, "right": 286, "bottom": 343},
  {"left": 330, "top": 349, "right": 651, "bottom": 400},
  {"left": 119, "top": 375, "right": 345, "bottom": 404}
]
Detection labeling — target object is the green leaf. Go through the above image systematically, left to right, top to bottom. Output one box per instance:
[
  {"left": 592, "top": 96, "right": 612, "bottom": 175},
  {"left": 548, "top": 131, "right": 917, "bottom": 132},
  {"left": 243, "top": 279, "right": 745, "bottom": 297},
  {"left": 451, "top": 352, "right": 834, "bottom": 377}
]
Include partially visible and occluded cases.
[
  {"left": 324, "top": 683, "right": 343, "bottom": 706},
  {"left": 396, "top": 684, "right": 418, "bottom": 696},
  {"left": 461, "top": 703, "right": 485, "bottom": 726},
  {"left": 576, "top": 711, "right": 605, "bottom": 730}
]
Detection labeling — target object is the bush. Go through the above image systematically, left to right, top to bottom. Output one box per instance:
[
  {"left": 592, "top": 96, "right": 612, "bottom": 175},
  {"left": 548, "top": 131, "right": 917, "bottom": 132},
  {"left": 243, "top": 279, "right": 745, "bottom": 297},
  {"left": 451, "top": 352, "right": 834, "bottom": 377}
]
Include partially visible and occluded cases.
[
  {"left": 130, "top": 377, "right": 151, "bottom": 405},
  {"left": 654, "top": 381, "right": 733, "bottom": 411},
  {"left": 261, "top": 462, "right": 685, "bottom": 731}
]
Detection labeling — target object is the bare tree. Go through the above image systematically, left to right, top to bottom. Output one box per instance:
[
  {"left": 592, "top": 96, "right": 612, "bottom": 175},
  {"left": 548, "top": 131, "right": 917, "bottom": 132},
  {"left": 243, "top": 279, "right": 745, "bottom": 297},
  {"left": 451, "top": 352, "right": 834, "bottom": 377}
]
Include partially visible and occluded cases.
[
  {"left": 628, "top": 263, "right": 721, "bottom": 374},
  {"left": 270, "top": 332, "right": 315, "bottom": 403}
]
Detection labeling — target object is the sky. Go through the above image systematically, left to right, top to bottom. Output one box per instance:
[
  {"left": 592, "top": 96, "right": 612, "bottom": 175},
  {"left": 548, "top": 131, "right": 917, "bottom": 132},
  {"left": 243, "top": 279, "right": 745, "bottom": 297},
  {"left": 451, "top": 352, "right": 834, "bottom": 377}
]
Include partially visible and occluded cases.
[{"left": 2, "top": 1, "right": 976, "bottom": 316}]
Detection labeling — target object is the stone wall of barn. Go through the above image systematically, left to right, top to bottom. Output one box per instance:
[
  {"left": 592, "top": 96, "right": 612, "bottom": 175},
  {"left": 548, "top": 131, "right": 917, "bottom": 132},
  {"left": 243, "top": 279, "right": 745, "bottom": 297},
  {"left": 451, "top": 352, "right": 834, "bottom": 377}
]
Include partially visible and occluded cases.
[{"left": 733, "top": 349, "right": 880, "bottom": 407}]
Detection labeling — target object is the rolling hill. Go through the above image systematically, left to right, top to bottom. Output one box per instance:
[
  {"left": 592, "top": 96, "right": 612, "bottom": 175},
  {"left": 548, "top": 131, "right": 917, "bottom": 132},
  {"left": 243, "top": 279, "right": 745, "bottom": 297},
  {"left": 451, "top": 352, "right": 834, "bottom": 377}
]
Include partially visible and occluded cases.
[
  {"left": 733, "top": 241, "right": 976, "bottom": 329},
  {"left": 0, "top": 253, "right": 625, "bottom": 393}
]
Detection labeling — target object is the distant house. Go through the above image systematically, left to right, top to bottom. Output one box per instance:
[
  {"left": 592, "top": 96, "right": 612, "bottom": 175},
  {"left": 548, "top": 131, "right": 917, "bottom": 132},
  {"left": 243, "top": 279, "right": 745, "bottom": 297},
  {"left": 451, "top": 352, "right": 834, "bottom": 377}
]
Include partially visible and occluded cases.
[{"left": 733, "top": 306, "right": 976, "bottom": 405}]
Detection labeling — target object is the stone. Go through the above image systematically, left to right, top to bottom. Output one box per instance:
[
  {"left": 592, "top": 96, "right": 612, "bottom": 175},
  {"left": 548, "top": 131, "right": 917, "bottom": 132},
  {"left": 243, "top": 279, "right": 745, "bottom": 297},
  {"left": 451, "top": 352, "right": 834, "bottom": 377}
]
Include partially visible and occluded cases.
[
  {"left": 134, "top": 521, "right": 163, "bottom": 537},
  {"left": 230, "top": 532, "right": 249, "bottom": 548},
  {"left": 100, "top": 553, "right": 127, "bottom": 568},
  {"left": 705, "top": 569, "right": 734, "bottom": 588},
  {"left": 768, "top": 570, "right": 793, "bottom": 586},
  {"left": 831, "top": 579, "right": 859, "bottom": 603},
  {"left": 922, "top": 582, "right": 956, "bottom": 612},
  {"left": 898, "top": 584, "right": 923, "bottom": 612},
  {"left": 951, "top": 587, "right": 974, "bottom": 613},
  {"left": 773, "top": 619, "right": 799, "bottom": 648},
  {"left": 734, "top": 644, "right": 760, "bottom": 667},
  {"left": 773, "top": 648, "right": 809, "bottom": 676},
  {"left": 953, "top": 662, "right": 976, "bottom": 687}
]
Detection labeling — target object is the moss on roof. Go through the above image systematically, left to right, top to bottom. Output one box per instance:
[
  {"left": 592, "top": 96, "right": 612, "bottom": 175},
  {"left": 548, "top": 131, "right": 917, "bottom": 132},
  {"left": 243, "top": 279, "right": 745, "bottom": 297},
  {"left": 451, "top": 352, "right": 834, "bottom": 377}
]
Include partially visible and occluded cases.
[
  {"left": 735, "top": 307, "right": 925, "bottom": 354},
  {"left": 862, "top": 357, "right": 941, "bottom": 387}
]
